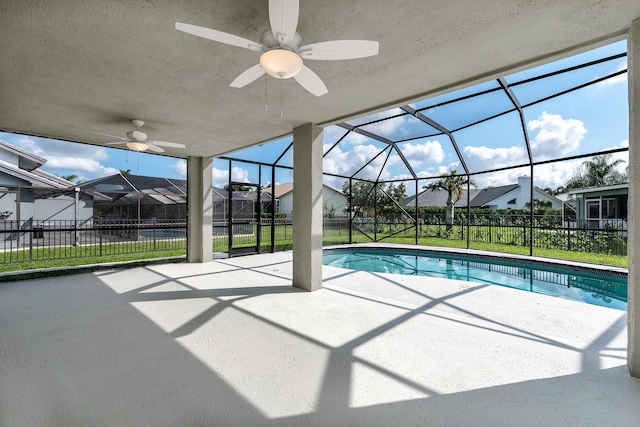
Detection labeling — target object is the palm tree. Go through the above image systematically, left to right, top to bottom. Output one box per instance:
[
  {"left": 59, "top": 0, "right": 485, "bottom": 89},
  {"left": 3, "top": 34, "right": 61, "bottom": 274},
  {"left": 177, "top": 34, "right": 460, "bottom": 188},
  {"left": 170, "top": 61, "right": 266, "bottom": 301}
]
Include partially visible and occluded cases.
[
  {"left": 566, "top": 154, "right": 627, "bottom": 189},
  {"left": 424, "top": 169, "right": 476, "bottom": 231}
]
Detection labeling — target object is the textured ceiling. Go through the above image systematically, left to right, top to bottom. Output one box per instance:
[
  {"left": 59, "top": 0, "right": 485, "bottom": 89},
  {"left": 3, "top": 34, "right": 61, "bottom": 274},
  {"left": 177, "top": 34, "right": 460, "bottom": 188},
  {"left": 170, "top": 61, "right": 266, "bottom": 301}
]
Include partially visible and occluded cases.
[{"left": 0, "top": 0, "right": 638, "bottom": 159}]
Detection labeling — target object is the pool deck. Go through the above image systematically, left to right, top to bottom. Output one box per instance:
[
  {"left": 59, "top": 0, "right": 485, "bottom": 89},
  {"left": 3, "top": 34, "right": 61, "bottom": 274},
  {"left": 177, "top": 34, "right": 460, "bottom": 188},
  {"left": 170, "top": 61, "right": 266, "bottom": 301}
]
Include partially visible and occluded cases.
[{"left": 1, "top": 247, "right": 639, "bottom": 425}]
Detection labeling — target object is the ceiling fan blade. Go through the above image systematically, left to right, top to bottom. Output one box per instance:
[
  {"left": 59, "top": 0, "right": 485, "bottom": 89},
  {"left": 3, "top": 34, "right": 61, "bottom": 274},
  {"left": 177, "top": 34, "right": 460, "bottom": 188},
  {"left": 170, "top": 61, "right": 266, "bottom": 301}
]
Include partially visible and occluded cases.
[
  {"left": 269, "top": 0, "right": 299, "bottom": 44},
  {"left": 175, "top": 22, "right": 263, "bottom": 52},
  {"left": 299, "top": 40, "right": 379, "bottom": 60},
  {"left": 230, "top": 64, "right": 266, "bottom": 88},
  {"left": 294, "top": 65, "right": 328, "bottom": 97},
  {"left": 85, "top": 131, "right": 126, "bottom": 140},
  {"left": 147, "top": 140, "right": 185, "bottom": 148},
  {"left": 105, "top": 141, "right": 127, "bottom": 146},
  {"left": 146, "top": 144, "right": 165, "bottom": 153}
]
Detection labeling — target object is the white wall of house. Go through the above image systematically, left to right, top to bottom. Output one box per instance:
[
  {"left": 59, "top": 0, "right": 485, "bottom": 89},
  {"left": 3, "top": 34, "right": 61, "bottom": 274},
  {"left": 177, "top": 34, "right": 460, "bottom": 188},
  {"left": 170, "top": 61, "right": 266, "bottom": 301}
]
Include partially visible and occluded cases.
[
  {"left": 0, "top": 150, "right": 18, "bottom": 166},
  {"left": 0, "top": 176, "right": 34, "bottom": 222},
  {"left": 483, "top": 177, "right": 562, "bottom": 210},
  {"left": 277, "top": 185, "right": 348, "bottom": 218},
  {"left": 322, "top": 187, "right": 348, "bottom": 217},
  {"left": 278, "top": 192, "right": 294, "bottom": 217},
  {"left": 33, "top": 193, "right": 94, "bottom": 223}
]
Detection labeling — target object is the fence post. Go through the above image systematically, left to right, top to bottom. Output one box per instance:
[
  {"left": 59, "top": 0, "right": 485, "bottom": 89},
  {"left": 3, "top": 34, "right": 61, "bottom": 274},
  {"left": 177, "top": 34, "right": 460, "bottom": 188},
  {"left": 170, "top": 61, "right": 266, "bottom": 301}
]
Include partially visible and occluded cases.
[
  {"left": 153, "top": 217, "right": 157, "bottom": 251},
  {"left": 99, "top": 218, "right": 103, "bottom": 257},
  {"left": 567, "top": 219, "right": 571, "bottom": 251},
  {"left": 29, "top": 222, "right": 33, "bottom": 262},
  {"left": 489, "top": 222, "right": 492, "bottom": 244}
]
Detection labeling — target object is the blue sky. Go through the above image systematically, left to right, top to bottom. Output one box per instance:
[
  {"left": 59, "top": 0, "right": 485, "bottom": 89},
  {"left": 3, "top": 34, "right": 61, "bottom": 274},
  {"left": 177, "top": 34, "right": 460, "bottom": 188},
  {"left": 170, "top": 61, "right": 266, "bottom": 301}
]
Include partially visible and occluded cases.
[{"left": 0, "top": 40, "right": 629, "bottom": 195}]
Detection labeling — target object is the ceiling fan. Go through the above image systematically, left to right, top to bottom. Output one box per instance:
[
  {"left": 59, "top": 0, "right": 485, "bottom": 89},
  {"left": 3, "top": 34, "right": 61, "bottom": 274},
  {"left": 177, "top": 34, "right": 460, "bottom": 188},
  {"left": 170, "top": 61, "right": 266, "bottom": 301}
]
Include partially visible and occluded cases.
[
  {"left": 175, "top": 0, "right": 379, "bottom": 97},
  {"left": 87, "top": 120, "right": 186, "bottom": 153}
]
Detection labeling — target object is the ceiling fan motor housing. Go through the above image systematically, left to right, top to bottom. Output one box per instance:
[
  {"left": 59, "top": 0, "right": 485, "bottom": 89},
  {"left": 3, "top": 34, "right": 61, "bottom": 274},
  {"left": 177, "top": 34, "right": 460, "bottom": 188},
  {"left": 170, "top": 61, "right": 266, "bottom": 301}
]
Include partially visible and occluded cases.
[{"left": 127, "top": 130, "right": 148, "bottom": 141}]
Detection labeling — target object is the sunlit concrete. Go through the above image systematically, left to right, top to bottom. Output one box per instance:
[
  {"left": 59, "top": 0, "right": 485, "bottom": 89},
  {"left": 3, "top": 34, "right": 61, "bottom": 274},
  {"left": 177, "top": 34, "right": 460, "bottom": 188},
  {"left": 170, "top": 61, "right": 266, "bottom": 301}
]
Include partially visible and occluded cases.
[{"left": 1, "top": 252, "right": 638, "bottom": 426}]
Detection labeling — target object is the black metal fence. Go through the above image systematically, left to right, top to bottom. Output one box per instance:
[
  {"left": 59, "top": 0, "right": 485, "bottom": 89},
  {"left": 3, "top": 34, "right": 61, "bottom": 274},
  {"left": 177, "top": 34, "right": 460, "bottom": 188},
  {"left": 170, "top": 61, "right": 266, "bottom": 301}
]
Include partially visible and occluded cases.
[
  {"left": 0, "top": 213, "right": 627, "bottom": 270},
  {"left": 344, "top": 213, "right": 627, "bottom": 256},
  {"left": 1, "top": 219, "right": 187, "bottom": 266}
]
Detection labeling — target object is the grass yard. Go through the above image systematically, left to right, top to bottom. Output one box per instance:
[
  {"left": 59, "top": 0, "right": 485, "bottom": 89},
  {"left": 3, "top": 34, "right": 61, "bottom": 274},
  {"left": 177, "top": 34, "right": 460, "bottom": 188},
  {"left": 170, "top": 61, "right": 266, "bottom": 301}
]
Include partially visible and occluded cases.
[{"left": 0, "top": 223, "right": 627, "bottom": 273}]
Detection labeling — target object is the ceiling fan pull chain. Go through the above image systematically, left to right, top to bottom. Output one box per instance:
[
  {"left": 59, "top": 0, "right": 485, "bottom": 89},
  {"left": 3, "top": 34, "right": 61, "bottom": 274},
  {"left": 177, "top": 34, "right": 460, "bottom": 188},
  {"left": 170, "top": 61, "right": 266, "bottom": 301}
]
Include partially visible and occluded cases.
[
  {"left": 265, "top": 74, "right": 268, "bottom": 112},
  {"left": 280, "top": 77, "right": 284, "bottom": 118}
]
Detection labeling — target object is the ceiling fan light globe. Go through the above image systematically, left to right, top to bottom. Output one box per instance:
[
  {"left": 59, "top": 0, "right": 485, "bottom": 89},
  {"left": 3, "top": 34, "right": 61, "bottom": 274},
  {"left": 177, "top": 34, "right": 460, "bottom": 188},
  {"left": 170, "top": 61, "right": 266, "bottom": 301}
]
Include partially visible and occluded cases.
[
  {"left": 259, "top": 49, "right": 303, "bottom": 79},
  {"left": 126, "top": 141, "right": 149, "bottom": 152}
]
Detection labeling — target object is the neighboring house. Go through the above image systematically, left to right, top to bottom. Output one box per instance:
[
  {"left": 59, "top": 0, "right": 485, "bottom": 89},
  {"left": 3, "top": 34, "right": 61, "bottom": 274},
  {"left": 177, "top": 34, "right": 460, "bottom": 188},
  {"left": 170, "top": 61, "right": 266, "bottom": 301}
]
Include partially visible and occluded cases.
[
  {"left": 0, "top": 139, "right": 96, "bottom": 224},
  {"left": 77, "top": 173, "right": 187, "bottom": 220},
  {"left": 403, "top": 176, "right": 563, "bottom": 210},
  {"left": 473, "top": 177, "right": 562, "bottom": 210},
  {"left": 262, "top": 183, "right": 348, "bottom": 218},
  {"left": 568, "top": 183, "right": 628, "bottom": 230},
  {"left": 211, "top": 186, "right": 271, "bottom": 220},
  {"left": 403, "top": 187, "right": 482, "bottom": 208}
]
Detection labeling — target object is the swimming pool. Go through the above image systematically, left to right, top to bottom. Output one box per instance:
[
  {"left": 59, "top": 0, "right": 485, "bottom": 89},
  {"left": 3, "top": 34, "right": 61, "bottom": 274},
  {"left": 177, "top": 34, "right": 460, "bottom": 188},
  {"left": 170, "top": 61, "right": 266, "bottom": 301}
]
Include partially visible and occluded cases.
[{"left": 322, "top": 247, "right": 627, "bottom": 310}]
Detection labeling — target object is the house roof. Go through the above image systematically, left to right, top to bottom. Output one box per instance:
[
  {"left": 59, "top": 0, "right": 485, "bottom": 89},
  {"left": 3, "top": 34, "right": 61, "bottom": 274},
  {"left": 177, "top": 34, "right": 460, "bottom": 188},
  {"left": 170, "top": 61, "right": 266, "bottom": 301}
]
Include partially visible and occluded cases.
[
  {"left": 0, "top": 139, "right": 46, "bottom": 171},
  {"left": 0, "top": 159, "right": 71, "bottom": 189},
  {"left": 77, "top": 173, "right": 187, "bottom": 205},
  {"left": 263, "top": 182, "right": 343, "bottom": 199},
  {"left": 403, "top": 182, "right": 563, "bottom": 208},
  {"left": 263, "top": 183, "right": 294, "bottom": 198},
  {"left": 567, "top": 183, "right": 629, "bottom": 195},
  {"left": 469, "top": 184, "right": 519, "bottom": 207},
  {"left": 403, "top": 188, "right": 479, "bottom": 208}
]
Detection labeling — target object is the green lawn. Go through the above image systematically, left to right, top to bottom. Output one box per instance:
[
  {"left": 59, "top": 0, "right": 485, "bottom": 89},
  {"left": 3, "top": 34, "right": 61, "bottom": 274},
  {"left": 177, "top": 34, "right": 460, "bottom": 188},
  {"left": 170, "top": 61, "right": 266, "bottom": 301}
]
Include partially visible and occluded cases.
[
  {"left": 0, "top": 224, "right": 627, "bottom": 273},
  {"left": 327, "top": 229, "right": 627, "bottom": 268},
  {"left": 0, "top": 239, "right": 187, "bottom": 273}
]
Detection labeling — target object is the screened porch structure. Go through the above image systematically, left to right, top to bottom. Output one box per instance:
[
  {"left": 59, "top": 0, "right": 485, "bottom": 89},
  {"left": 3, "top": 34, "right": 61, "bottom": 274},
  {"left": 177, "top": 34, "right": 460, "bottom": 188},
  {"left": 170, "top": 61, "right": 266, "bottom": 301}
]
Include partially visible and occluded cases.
[{"left": 218, "top": 40, "right": 629, "bottom": 256}]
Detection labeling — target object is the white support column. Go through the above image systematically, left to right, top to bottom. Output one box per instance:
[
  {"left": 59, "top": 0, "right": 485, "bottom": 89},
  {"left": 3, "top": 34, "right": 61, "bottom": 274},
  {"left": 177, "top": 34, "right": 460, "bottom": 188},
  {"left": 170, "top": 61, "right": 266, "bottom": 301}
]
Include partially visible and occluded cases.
[
  {"left": 629, "top": 18, "right": 640, "bottom": 378},
  {"left": 292, "top": 123, "right": 323, "bottom": 291},
  {"left": 187, "top": 156, "right": 213, "bottom": 263}
]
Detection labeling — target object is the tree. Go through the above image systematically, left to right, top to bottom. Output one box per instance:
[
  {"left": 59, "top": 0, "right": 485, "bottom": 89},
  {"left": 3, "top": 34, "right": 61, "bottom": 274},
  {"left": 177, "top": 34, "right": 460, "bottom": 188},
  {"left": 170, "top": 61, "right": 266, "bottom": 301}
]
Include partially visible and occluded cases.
[
  {"left": 565, "top": 154, "right": 627, "bottom": 189},
  {"left": 119, "top": 169, "right": 131, "bottom": 175},
  {"left": 424, "top": 169, "right": 476, "bottom": 231},
  {"left": 59, "top": 174, "right": 78, "bottom": 183},
  {"left": 342, "top": 180, "right": 407, "bottom": 217},
  {"left": 387, "top": 183, "right": 407, "bottom": 204},
  {"left": 224, "top": 184, "right": 251, "bottom": 192},
  {"left": 525, "top": 198, "right": 553, "bottom": 214}
]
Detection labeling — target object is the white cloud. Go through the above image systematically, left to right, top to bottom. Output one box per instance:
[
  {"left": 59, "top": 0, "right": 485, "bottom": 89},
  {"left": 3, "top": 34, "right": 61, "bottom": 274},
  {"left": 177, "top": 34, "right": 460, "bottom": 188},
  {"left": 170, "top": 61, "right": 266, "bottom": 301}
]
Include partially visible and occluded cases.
[
  {"left": 596, "top": 60, "right": 628, "bottom": 88},
  {"left": 528, "top": 111, "right": 586, "bottom": 160},
  {"left": 460, "top": 112, "right": 586, "bottom": 173},
  {"left": 358, "top": 114, "right": 410, "bottom": 139},
  {"left": 323, "top": 126, "right": 350, "bottom": 148},
  {"left": 341, "top": 131, "right": 372, "bottom": 146},
  {"left": 2, "top": 133, "right": 122, "bottom": 180},
  {"left": 13, "top": 134, "right": 110, "bottom": 161},
  {"left": 400, "top": 140, "right": 445, "bottom": 164},
  {"left": 323, "top": 142, "right": 387, "bottom": 180},
  {"left": 463, "top": 145, "right": 527, "bottom": 171},
  {"left": 44, "top": 157, "right": 119, "bottom": 177},
  {"left": 171, "top": 160, "right": 187, "bottom": 178},
  {"left": 210, "top": 166, "right": 250, "bottom": 187}
]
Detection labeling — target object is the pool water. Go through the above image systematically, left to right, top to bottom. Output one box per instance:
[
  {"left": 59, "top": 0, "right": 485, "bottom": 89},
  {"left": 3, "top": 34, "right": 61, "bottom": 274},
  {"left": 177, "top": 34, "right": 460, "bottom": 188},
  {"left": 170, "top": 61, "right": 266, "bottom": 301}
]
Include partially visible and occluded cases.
[{"left": 323, "top": 248, "right": 627, "bottom": 310}]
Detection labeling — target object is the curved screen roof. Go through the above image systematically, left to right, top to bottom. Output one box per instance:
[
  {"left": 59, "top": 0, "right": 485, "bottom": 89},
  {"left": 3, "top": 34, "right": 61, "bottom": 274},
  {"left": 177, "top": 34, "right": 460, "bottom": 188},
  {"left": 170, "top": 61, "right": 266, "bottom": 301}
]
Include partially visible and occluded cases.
[{"left": 219, "top": 40, "right": 628, "bottom": 192}]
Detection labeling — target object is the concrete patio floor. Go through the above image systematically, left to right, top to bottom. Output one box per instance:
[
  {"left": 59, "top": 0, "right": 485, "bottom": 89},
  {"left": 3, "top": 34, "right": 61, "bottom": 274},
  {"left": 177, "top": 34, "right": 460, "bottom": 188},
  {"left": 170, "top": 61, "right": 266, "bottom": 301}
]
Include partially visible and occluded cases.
[{"left": 1, "top": 250, "right": 639, "bottom": 426}]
